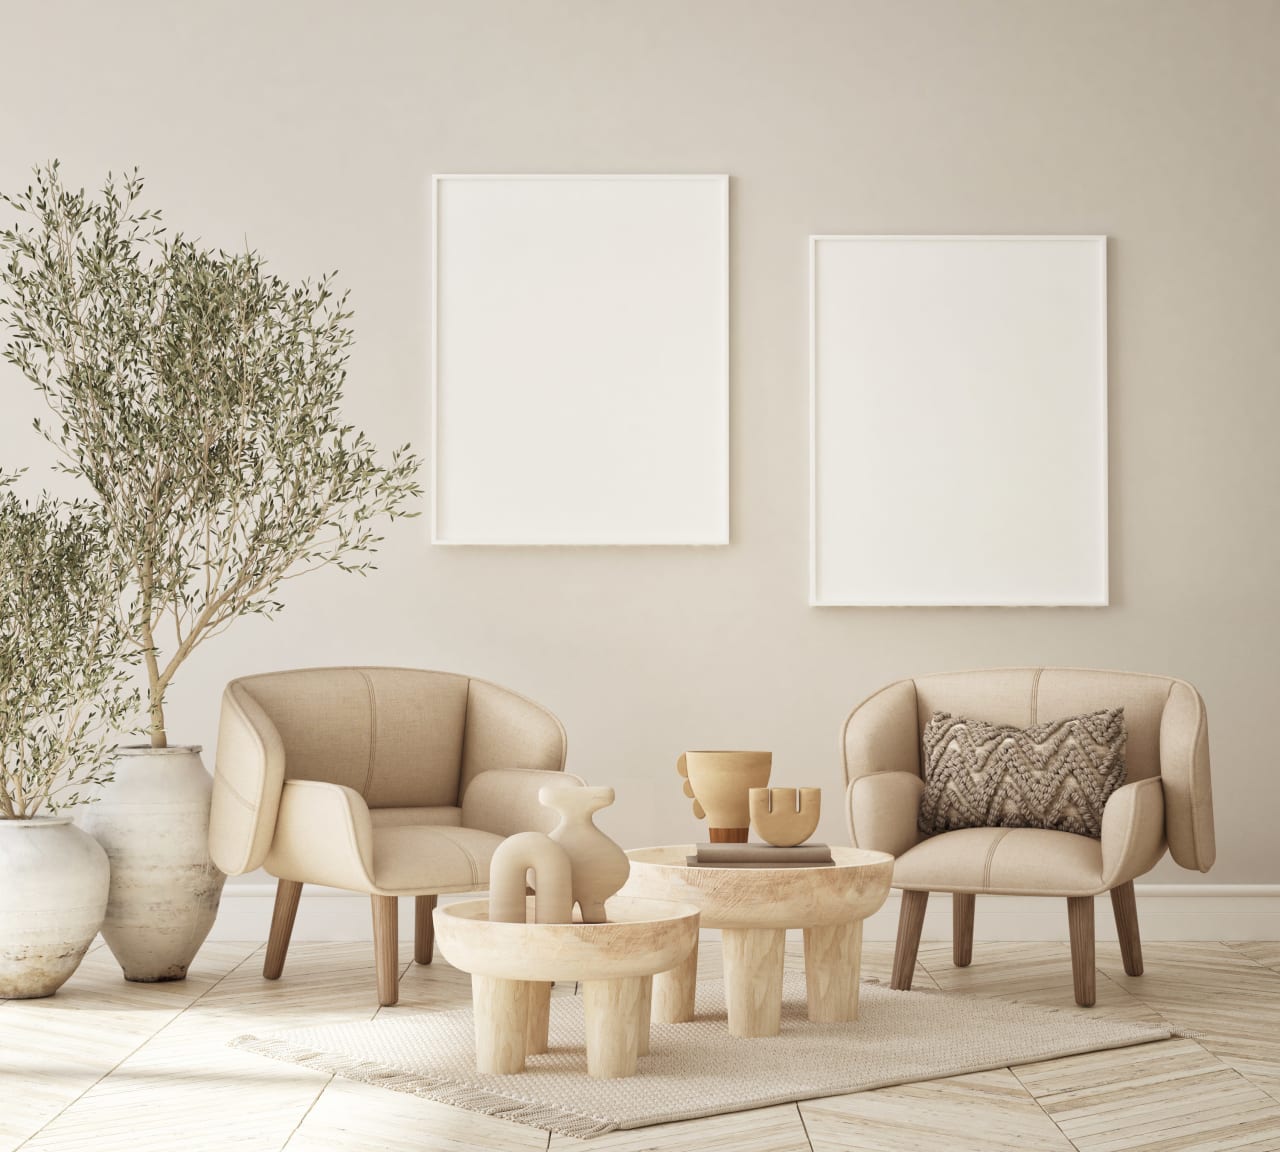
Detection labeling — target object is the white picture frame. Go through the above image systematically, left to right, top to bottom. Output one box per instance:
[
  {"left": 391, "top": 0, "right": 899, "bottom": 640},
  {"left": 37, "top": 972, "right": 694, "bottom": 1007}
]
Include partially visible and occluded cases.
[
  {"left": 432, "top": 174, "right": 730, "bottom": 545},
  {"left": 810, "top": 235, "right": 1108, "bottom": 606}
]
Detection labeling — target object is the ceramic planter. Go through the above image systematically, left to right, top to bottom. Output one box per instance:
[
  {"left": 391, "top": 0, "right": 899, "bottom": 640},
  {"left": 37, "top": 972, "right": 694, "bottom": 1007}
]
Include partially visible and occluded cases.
[
  {"left": 75, "top": 745, "right": 225, "bottom": 982},
  {"left": 0, "top": 817, "right": 110, "bottom": 998}
]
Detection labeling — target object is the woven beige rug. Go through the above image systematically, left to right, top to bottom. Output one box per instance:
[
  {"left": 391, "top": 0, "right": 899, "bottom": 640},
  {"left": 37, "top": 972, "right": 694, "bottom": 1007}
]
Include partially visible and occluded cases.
[{"left": 232, "top": 973, "right": 1170, "bottom": 1139}]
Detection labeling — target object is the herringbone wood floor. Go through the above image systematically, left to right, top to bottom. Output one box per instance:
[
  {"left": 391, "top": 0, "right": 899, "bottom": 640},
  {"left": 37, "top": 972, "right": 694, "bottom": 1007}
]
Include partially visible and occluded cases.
[{"left": 4, "top": 936, "right": 1280, "bottom": 1151}]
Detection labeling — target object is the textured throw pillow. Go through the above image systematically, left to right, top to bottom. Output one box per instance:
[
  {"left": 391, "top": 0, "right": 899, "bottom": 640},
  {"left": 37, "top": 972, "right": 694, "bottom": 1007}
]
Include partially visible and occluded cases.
[{"left": 918, "top": 708, "right": 1126, "bottom": 839}]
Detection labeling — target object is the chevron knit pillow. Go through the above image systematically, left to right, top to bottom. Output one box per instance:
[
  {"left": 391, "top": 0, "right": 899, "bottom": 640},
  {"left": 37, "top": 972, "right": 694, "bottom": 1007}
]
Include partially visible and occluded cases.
[{"left": 919, "top": 708, "right": 1126, "bottom": 839}]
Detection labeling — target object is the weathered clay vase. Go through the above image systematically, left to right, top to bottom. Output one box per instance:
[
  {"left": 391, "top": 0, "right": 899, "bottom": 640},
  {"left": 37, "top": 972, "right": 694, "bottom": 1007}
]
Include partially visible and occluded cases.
[
  {"left": 75, "top": 746, "right": 225, "bottom": 982},
  {"left": 678, "top": 750, "right": 772, "bottom": 842},
  {"left": 540, "top": 785, "right": 630, "bottom": 923},
  {"left": 0, "top": 817, "right": 109, "bottom": 998}
]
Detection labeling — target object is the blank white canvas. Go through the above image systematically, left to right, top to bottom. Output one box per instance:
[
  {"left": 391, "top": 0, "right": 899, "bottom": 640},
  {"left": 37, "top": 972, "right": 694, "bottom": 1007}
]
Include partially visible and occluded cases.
[
  {"left": 433, "top": 175, "right": 729, "bottom": 544},
  {"left": 811, "top": 236, "right": 1108, "bottom": 606}
]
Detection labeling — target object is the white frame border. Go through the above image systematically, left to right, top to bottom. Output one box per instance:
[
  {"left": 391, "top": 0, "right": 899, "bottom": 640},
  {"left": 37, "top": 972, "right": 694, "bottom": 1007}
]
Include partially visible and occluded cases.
[
  {"left": 430, "top": 173, "right": 731, "bottom": 546},
  {"left": 809, "top": 234, "right": 1109, "bottom": 607}
]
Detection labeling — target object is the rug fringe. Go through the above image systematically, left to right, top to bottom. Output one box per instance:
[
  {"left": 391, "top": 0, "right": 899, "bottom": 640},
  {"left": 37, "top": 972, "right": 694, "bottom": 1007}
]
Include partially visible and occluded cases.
[{"left": 230, "top": 1035, "right": 617, "bottom": 1139}]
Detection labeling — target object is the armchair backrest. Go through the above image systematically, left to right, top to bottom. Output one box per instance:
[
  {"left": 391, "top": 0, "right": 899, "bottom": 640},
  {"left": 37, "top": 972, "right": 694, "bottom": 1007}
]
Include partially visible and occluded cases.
[
  {"left": 210, "top": 667, "right": 568, "bottom": 875},
  {"left": 842, "top": 667, "right": 1214, "bottom": 873}
]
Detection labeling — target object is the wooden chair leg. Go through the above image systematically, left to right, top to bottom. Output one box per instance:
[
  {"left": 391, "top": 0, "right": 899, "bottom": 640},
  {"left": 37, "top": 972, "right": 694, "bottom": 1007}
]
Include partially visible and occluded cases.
[
  {"left": 263, "top": 879, "right": 302, "bottom": 980},
  {"left": 1110, "top": 880, "right": 1144, "bottom": 977},
  {"left": 891, "top": 890, "right": 929, "bottom": 990},
  {"left": 952, "top": 893, "right": 975, "bottom": 968},
  {"left": 372, "top": 895, "right": 400, "bottom": 1007},
  {"left": 415, "top": 895, "right": 437, "bottom": 965},
  {"left": 1067, "top": 895, "right": 1096, "bottom": 1007}
]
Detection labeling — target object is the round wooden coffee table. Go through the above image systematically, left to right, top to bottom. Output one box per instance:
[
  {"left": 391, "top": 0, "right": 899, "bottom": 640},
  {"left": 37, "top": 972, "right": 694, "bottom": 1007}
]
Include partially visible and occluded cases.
[
  {"left": 620, "top": 845, "right": 893, "bottom": 1037},
  {"left": 434, "top": 895, "right": 699, "bottom": 1078}
]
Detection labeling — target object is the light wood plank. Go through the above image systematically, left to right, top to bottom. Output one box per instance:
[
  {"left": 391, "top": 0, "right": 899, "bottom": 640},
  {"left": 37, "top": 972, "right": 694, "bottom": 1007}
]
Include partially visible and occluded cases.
[
  {"left": 1014, "top": 1035, "right": 1280, "bottom": 1152},
  {"left": 803, "top": 1068, "right": 1073, "bottom": 1151},
  {"left": 548, "top": 1102, "right": 811, "bottom": 1151}
]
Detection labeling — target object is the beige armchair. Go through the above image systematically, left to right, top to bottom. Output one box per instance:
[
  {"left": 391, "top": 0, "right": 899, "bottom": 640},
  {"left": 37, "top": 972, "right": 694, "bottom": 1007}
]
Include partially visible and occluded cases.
[
  {"left": 209, "top": 667, "right": 582, "bottom": 1005},
  {"left": 843, "top": 668, "right": 1214, "bottom": 1006}
]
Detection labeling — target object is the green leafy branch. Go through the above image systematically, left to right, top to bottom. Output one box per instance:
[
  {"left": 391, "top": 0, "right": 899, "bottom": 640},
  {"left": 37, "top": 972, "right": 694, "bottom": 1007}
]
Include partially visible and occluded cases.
[
  {"left": 0, "top": 164, "right": 423, "bottom": 746},
  {"left": 0, "top": 476, "right": 139, "bottom": 818}
]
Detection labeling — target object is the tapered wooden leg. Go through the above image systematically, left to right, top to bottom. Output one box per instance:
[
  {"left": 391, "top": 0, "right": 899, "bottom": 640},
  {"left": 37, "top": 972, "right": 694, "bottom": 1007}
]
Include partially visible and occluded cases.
[
  {"left": 263, "top": 880, "right": 302, "bottom": 980},
  {"left": 1110, "top": 881, "right": 1144, "bottom": 977},
  {"left": 892, "top": 890, "right": 929, "bottom": 990},
  {"left": 953, "top": 893, "right": 975, "bottom": 968},
  {"left": 371, "top": 895, "right": 399, "bottom": 1007},
  {"left": 415, "top": 895, "right": 437, "bottom": 965},
  {"left": 1068, "top": 895, "right": 1096, "bottom": 1007},
  {"left": 803, "top": 921, "right": 863, "bottom": 1022},
  {"left": 722, "top": 927, "right": 786, "bottom": 1037},
  {"left": 652, "top": 933, "right": 698, "bottom": 1023},
  {"left": 473, "top": 975, "right": 530, "bottom": 1074},
  {"left": 637, "top": 975, "right": 653, "bottom": 1055},
  {"left": 582, "top": 976, "right": 644, "bottom": 1078},
  {"left": 525, "top": 980, "right": 552, "bottom": 1055}
]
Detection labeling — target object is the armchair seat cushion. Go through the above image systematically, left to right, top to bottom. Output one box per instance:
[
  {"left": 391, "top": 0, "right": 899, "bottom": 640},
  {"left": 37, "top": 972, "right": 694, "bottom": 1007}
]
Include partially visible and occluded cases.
[
  {"left": 370, "top": 825, "right": 505, "bottom": 894},
  {"left": 894, "top": 827, "right": 1105, "bottom": 897}
]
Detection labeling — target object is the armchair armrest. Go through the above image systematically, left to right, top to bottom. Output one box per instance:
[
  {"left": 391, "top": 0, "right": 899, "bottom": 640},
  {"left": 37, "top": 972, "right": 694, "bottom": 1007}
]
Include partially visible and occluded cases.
[
  {"left": 843, "top": 679, "right": 922, "bottom": 786},
  {"left": 1160, "top": 680, "right": 1215, "bottom": 872},
  {"left": 210, "top": 682, "right": 286, "bottom": 876},
  {"left": 462, "top": 768, "right": 587, "bottom": 837},
  {"left": 847, "top": 771, "right": 925, "bottom": 857},
  {"left": 1101, "top": 778, "right": 1166, "bottom": 889},
  {"left": 263, "top": 780, "right": 377, "bottom": 893}
]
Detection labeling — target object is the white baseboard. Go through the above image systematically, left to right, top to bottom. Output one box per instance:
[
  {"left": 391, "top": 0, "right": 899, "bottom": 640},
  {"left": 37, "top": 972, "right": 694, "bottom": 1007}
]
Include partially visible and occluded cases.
[{"left": 211, "top": 883, "right": 1280, "bottom": 943}]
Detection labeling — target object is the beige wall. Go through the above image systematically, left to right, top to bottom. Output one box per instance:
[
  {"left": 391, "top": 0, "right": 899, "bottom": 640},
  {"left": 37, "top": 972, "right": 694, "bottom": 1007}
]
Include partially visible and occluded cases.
[{"left": 1, "top": 1, "right": 1276, "bottom": 884}]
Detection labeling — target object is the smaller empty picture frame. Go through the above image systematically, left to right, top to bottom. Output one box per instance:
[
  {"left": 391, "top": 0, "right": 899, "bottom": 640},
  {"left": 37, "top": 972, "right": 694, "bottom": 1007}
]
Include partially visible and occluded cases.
[
  {"left": 432, "top": 174, "right": 729, "bottom": 545},
  {"left": 810, "top": 235, "right": 1108, "bottom": 606}
]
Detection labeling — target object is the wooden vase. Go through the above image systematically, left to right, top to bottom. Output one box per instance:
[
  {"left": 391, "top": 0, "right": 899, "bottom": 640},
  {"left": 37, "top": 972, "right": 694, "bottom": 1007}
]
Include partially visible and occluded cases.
[{"left": 678, "top": 750, "right": 773, "bottom": 841}]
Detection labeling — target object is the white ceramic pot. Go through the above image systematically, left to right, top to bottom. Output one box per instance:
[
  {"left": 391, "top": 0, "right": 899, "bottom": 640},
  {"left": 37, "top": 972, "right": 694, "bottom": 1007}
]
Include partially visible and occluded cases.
[
  {"left": 75, "top": 746, "right": 226, "bottom": 982},
  {"left": 0, "top": 817, "right": 110, "bottom": 998}
]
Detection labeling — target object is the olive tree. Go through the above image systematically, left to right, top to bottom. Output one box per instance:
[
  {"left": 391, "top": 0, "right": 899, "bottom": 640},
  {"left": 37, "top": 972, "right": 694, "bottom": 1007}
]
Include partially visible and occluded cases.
[
  {"left": 0, "top": 164, "right": 422, "bottom": 746},
  {"left": 0, "top": 479, "right": 138, "bottom": 818}
]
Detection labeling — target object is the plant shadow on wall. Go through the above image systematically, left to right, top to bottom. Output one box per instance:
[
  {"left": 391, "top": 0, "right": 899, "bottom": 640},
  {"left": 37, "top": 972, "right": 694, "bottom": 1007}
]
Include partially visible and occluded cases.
[{"left": 0, "top": 162, "right": 423, "bottom": 984}]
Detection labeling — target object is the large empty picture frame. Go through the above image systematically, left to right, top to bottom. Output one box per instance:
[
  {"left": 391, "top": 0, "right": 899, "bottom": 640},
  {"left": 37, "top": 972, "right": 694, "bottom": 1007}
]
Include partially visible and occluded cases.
[
  {"left": 432, "top": 174, "right": 729, "bottom": 544},
  {"left": 810, "top": 236, "right": 1107, "bottom": 606}
]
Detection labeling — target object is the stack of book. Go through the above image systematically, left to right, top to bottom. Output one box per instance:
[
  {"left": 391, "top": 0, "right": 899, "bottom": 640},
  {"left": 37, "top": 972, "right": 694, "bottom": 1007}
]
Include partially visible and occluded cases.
[{"left": 687, "top": 842, "right": 834, "bottom": 868}]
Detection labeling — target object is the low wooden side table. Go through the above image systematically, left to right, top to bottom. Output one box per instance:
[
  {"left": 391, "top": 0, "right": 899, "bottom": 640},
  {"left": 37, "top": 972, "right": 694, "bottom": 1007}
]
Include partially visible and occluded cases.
[
  {"left": 620, "top": 845, "right": 893, "bottom": 1038},
  {"left": 433, "top": 895, "right": 699, "bottom": 1079}
]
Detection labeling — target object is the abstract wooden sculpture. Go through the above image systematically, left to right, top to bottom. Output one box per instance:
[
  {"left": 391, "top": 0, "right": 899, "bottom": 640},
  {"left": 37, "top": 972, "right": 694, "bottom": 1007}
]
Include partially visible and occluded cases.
[
  {"left": 541, "top": 785, "right": 630, "bottom": 923},
  {"left": 750, "top": 786, "right": 822, "bottom": 847},
  {"left": 487, "top": 832, "right": 573, "bottom": 924}
]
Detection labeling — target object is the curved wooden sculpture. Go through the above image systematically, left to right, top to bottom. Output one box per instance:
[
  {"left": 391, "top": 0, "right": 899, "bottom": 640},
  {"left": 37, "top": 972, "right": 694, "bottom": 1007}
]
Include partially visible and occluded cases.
[
  {"left": 750, "top": 786, "right": 822, "bottom": 847},
  {"left": 488, "top": 832, "right": 573, "bottom": 924}
]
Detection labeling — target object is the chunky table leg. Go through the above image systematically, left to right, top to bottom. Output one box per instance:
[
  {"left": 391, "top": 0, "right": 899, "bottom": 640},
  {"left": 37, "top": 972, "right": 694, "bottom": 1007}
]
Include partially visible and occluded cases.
[
  {"left": 803, "top": 920, "right": 863, "bottom": 1022},
  {"left": 722, "top": 927, "right": 786, "bottom": 1037},
  {"left": 652, "top": 933, "right": 698, "bottom": 1023},
  {"left": 472, "top": 974, "right": 529, "bottom": 1074},
  {"left": 637, "top": 974, "right": 653, "bottom": 1056},
  {"left": 582, "top": 976, "right": 644, "bottom": 1078},
  {"left": 526, "top": 980, "right": 552, "bottom": 1055}
]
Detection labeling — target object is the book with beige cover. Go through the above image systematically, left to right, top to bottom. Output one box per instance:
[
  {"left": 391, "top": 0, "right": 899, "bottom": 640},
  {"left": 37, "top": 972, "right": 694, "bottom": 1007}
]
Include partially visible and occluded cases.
[{"left": 692, "top": 842, "right": 834, "bottom": 865}]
